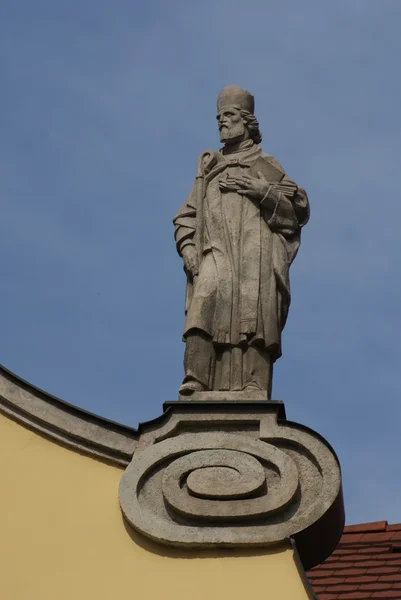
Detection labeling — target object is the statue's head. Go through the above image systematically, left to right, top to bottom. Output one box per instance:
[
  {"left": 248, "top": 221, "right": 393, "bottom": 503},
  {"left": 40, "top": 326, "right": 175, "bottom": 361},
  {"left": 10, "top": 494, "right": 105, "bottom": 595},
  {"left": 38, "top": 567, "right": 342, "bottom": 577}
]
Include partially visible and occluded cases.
[{"left": 216, "top": 85, "right": 262, "bottom": 146}]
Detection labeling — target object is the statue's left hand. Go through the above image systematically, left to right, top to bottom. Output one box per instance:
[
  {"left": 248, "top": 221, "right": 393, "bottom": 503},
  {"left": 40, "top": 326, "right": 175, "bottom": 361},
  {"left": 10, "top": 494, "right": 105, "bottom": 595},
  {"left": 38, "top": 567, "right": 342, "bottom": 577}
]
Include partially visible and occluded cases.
[{"left": 221, "top": 172, "right": 270, "bottom": 201}]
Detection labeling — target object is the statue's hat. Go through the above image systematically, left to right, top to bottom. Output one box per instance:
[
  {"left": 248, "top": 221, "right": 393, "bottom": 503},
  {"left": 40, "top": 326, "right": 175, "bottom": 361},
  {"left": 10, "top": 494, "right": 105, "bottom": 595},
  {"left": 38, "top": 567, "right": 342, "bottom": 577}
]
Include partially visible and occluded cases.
[{"left": 217, "top": 85, "right": 255, "bottom": 114}]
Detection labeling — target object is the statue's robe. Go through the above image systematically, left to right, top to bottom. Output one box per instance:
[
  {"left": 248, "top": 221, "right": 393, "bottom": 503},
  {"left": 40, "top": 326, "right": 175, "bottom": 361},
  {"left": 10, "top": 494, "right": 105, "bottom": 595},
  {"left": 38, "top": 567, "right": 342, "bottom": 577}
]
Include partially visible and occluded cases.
[{"left": 174, "top": 141, "right": 309, "bottom": 387}]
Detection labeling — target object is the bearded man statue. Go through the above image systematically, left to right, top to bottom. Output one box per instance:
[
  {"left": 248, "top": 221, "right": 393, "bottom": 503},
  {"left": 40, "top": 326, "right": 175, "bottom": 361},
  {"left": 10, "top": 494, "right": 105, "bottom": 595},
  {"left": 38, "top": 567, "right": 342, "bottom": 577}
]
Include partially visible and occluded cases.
[{"left": 174, "top": 85, "right": 309, "bottom": 398}]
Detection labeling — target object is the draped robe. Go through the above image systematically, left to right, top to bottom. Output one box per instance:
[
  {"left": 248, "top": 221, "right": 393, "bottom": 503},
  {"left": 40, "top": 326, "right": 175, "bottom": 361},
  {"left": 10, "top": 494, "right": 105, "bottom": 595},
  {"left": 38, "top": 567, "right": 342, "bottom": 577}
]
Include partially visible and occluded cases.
[{"left": 174, "top": 141, "right": 309, "bottom": 363}]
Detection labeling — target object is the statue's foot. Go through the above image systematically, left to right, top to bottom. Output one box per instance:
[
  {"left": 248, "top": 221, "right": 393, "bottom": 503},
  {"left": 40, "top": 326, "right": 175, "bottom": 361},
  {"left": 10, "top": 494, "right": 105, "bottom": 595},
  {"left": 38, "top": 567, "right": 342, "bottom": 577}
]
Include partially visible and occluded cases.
[
  {"left": 179, "top": 380, "right": 205, "bottom": 395},
  {"left": 243, "top": 385, "right": 263, "bottom": 392}
]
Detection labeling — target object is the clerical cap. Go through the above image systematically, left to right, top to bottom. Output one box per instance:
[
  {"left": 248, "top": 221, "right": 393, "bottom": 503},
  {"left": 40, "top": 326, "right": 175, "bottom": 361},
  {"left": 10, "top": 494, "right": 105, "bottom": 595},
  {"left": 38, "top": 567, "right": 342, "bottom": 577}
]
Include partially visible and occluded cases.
[{"left": 217, "top": 85, "right": 255, "bottom": 114}]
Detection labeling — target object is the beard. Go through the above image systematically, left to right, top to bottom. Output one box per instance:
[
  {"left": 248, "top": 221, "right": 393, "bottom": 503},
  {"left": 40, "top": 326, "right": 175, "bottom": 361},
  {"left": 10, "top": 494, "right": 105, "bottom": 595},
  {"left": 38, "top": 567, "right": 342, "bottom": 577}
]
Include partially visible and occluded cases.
[{"left": 219, "top": 121, "right": 246, "bottom": 144}]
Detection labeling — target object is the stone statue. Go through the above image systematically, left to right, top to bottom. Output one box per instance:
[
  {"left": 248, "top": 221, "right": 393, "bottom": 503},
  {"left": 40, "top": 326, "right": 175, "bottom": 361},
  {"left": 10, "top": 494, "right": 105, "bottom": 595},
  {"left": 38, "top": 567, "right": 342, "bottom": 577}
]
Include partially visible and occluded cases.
[
  {"left": 174, "top": 86, "right": 309, "bottom": 397},
  {"left": 119, "top": 92, "right": 342, "bottom": 567}
]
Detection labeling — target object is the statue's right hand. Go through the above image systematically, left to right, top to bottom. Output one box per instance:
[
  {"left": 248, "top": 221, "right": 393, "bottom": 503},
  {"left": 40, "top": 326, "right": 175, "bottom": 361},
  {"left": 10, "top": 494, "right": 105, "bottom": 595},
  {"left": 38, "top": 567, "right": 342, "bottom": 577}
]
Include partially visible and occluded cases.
[{"left": 182, "top": 246, "right": 199, "bottom": 278}]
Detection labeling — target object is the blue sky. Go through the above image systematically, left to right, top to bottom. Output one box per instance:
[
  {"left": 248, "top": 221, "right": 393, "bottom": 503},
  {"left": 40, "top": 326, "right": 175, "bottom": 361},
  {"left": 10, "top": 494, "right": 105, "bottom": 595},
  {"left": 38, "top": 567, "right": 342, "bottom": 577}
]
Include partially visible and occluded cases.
[{"left": 1, "top": 0, "right": 400, "bottom": 526}]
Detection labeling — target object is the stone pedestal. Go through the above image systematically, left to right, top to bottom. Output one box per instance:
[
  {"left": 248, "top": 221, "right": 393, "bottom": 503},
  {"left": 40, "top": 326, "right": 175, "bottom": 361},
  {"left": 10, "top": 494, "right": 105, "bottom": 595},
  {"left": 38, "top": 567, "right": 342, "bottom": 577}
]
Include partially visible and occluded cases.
[{"left": 119, "top": 400, "right": 344, "bottom": 574}]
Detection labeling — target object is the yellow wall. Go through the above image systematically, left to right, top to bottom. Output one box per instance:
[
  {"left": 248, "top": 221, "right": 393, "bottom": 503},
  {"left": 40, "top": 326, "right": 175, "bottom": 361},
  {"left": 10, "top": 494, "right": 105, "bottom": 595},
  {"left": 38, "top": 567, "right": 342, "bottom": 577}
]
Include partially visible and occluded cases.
[{"left": 0, "top": 412, "right": 313, "bottom": 600}]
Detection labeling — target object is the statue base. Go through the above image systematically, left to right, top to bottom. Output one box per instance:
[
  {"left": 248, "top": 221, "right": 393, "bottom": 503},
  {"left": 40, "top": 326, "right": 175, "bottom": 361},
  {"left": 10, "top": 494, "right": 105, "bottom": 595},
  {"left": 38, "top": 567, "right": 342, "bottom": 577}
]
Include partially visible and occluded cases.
[
  {"left": 179, "top": 390, "right": 269, "bottom": 401},
  {"left": 120, "top": 398, "right": 344, "bottom": 572}
]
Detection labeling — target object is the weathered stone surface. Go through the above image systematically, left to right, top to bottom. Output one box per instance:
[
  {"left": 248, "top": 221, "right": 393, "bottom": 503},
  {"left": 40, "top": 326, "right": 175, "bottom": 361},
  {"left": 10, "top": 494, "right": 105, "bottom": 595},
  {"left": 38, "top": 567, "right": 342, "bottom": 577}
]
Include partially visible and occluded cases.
[
  {"left": 174, "top": 85, "right": 310, "bottom": 397},
  {"left": 119, "top": 401, "right": 344, "bottom": 569},
  {"left": 184, "top": 451, "right": 265, "bottom": 499}
]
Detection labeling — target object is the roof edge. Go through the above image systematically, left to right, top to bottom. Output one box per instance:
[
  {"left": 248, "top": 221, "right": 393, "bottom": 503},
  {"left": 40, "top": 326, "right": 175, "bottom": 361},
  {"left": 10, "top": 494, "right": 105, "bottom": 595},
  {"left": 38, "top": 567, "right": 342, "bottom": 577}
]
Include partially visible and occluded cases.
[
  {"left": 0, "top": 363, "right": 140, "bottom": 465},
  {"left": 344, "top": 520, "right": 388, "bottom": 534}
]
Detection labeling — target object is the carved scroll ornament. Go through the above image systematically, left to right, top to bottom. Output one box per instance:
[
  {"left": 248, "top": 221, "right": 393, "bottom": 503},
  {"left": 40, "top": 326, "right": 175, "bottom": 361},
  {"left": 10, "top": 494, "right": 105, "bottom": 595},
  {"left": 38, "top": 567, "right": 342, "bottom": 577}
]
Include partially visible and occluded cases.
[{"left": 119, "top": 402, "right": 343, "bottom": 568}]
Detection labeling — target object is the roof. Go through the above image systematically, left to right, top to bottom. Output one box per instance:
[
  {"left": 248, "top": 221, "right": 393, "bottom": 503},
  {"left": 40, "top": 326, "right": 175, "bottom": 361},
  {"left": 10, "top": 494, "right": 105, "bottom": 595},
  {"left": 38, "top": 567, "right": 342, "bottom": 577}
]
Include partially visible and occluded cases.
[{"left": 307, "top": 521, "right": 401, "bottom": 599}]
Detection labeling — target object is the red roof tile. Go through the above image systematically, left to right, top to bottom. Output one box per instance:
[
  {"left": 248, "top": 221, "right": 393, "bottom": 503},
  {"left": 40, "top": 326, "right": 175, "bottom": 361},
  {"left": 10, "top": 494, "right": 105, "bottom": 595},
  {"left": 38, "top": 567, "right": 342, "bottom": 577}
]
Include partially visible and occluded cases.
[
  {"left": 307, "top": 521, "right": 401, "bottom": 599},
  {"left": 345, "top": 522, "right": 387, "bottom": 534}
]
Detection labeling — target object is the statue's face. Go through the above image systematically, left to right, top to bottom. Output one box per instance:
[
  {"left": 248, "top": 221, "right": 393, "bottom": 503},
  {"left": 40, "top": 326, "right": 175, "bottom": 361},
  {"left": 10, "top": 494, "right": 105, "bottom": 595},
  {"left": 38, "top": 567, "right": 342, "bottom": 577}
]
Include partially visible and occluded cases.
[{"left": 217, "top": 107, "right": 247, "bottom": 144}]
